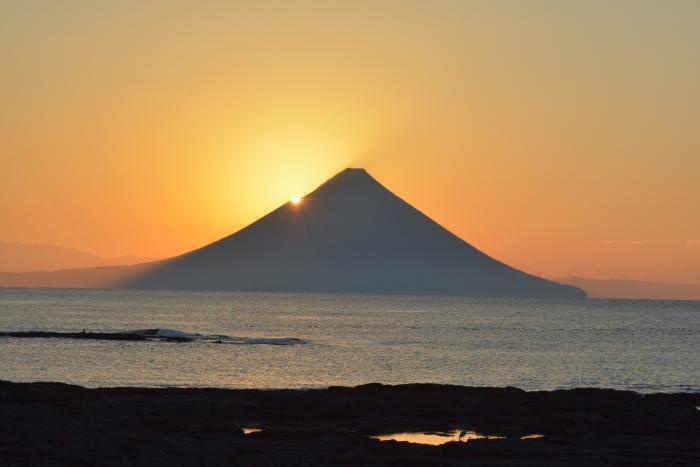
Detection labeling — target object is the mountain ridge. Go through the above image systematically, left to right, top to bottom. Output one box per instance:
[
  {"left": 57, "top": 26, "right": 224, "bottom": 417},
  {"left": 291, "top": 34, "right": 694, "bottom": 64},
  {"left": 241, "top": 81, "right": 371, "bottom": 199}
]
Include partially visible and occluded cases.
[{"left": 0, "top": 240, "right": 157, "bottom": 273}]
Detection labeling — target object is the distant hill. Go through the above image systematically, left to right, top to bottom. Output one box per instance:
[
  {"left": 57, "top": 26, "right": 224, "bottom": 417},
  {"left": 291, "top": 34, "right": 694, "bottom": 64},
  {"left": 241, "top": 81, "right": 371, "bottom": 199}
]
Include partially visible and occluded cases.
[
  {"left": 124, "top": 168, "right": 584, "bottom": 298},
  {"left": 0, "top": 240, "right": 157, "bottom": 273},
  {"left": 0, "top": 263, "right": 160, "bottom": 289},
  {"left": 559, "top": 277, "right": 700, "bottom": 301}
]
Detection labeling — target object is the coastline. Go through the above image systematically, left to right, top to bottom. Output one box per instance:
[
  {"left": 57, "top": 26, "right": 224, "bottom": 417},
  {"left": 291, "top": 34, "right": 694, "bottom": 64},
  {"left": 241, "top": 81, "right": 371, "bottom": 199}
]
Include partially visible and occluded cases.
[{"left": 1, "top": 381, "right": 698, "bottom": 466}]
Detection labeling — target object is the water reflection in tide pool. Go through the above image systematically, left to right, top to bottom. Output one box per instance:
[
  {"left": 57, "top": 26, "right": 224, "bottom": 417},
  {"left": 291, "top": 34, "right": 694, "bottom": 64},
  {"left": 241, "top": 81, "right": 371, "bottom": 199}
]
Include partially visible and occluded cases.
[{"left": 370, "top": 430, "right": 506, "bottom": 446}]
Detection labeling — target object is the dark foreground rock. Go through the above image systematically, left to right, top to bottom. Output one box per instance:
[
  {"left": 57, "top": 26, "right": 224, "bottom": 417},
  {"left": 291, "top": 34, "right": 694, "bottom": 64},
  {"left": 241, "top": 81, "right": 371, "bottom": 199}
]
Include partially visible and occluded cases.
[{"left": 0, "top": 381, "right": 698, "bottom": 466}]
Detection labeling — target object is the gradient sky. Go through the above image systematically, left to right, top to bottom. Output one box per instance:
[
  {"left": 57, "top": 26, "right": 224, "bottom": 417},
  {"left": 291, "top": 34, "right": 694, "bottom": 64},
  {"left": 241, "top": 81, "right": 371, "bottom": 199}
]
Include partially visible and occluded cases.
[{"left": 2, "top": 0, "right": 699, "bottom": 283}]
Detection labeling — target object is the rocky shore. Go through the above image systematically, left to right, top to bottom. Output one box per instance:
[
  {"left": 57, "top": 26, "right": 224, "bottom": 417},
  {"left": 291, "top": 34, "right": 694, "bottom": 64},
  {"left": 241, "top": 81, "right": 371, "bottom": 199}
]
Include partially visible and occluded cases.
[
  {"left": 0, "top": 330, "right": 192, "bottom": 343},
  {"left": 0, "top": 381, "right": 698, "bottom": 466}
]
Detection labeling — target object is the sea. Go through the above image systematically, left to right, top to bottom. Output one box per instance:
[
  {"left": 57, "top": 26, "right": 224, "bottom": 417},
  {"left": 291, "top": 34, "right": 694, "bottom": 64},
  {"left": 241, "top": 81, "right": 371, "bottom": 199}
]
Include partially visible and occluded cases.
[{"left": 1, "top": 288, "right": 698, "bottom": 393}]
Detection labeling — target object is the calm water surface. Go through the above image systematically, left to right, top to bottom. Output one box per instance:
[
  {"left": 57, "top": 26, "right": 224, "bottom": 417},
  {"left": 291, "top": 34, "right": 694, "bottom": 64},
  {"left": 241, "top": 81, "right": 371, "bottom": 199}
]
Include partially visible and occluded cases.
[{"left": 1, "top": 288, "right": 698, "bottom": 392}]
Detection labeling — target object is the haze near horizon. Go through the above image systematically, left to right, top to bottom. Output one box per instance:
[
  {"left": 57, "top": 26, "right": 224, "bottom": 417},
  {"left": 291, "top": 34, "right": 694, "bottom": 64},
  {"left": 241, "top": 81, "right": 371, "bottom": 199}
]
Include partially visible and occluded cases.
[{"left": 2, "top": 1, "right": 699, "bottom": 286}]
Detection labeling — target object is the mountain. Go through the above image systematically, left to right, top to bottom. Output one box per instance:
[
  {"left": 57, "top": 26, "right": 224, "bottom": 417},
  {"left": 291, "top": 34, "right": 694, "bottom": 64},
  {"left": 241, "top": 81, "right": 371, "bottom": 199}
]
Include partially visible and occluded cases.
[
  {"left": 123, "top": 168, "right": 584, "bottom": 298},
  {"left": 0, "top": 240, "right": 157, "bottom": 273},
  {"left": 559, "top": 276, "right": 700, "bottom": 301}
]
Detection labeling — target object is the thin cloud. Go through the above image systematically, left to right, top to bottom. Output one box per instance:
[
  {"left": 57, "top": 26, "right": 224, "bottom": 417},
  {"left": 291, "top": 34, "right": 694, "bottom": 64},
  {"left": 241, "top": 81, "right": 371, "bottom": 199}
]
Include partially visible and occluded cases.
[{"left": 687, "top": 239, "right": 700, "bottom": 248}]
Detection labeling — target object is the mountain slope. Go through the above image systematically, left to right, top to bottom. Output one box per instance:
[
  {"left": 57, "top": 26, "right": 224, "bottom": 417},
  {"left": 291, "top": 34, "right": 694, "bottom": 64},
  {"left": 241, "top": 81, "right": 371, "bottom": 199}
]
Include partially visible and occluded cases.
[
  {"left": 126, "top": 168, "right": 584, "bottom": 298},
  {"left": 0, "top": 240, "right": 156, "bottom": 273},
  {"left": 0, "top": 263, "right": 160, "bottom": 289}
]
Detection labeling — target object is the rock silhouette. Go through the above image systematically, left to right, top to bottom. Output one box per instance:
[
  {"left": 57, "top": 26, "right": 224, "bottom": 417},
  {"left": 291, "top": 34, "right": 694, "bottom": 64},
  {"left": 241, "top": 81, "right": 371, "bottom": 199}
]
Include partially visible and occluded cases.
[
  {"left": 126, "top": 168, "right": 584, "bottom": 298},
  {"left": 2, "top": 381, "right": 697, "bottom": 465}
]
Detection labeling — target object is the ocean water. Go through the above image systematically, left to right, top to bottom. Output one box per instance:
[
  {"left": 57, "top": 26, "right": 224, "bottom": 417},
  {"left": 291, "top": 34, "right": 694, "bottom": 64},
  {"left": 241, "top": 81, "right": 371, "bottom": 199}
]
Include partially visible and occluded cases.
[{"left": 0, "top": 288, "right": 698, "bottom": 393}]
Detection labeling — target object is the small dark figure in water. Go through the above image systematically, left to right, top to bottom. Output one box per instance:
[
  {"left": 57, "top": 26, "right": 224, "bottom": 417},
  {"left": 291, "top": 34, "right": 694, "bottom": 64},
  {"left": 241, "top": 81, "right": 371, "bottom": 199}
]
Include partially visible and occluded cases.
[{"left": 82, "top": 329, "right": 86, "bottom": 334}]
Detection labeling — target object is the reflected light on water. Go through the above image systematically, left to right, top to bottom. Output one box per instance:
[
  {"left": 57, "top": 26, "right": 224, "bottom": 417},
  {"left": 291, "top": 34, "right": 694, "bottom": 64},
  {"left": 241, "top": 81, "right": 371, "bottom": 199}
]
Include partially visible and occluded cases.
[{"left": 370, "top": 430, "right": 505, "bottom": 446}]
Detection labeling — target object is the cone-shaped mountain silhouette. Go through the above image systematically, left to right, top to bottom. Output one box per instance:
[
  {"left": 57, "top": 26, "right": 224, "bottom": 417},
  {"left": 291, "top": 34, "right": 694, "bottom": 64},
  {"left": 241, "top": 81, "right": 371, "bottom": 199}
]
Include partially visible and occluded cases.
[{"left": 126, "top": 169, "right": 584, "bottom": 297}]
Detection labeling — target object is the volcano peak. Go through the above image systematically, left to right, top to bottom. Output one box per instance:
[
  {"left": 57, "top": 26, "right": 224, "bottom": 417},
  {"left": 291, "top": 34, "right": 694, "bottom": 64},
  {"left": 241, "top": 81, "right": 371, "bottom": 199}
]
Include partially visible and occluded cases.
[{"left": 126, "top": 168, "right": 585, "bottom": 298}]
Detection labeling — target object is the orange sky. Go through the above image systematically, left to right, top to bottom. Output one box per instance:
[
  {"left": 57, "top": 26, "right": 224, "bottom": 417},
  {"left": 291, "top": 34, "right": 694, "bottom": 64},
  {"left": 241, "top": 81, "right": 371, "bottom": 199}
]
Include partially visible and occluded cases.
[{"left": 2, "top": 1, "right": 699, "bottom": 283}]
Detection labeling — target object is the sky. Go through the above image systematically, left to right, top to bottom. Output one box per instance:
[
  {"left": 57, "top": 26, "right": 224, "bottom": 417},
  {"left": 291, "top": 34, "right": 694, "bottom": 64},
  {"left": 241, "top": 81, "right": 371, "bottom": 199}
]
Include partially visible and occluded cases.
[{"left": 2, "top": 0, "right": 699, "bottom": 283}]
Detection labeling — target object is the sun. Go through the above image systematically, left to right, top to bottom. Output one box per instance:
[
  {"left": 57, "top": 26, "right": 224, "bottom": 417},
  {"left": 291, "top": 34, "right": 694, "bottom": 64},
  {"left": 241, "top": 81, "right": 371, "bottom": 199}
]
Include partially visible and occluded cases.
[{"left": 290, "top": 196, "right": 302, "bottom": 204}]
